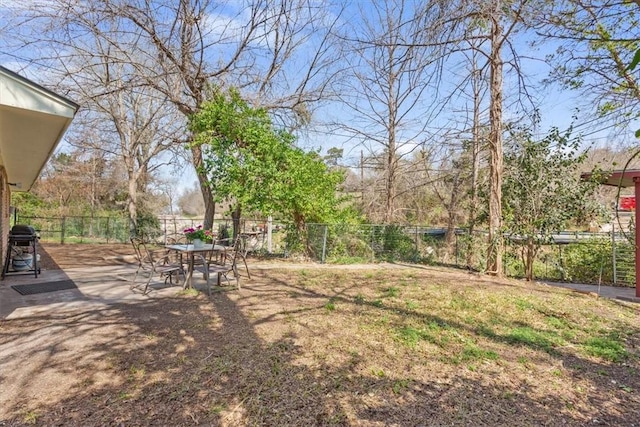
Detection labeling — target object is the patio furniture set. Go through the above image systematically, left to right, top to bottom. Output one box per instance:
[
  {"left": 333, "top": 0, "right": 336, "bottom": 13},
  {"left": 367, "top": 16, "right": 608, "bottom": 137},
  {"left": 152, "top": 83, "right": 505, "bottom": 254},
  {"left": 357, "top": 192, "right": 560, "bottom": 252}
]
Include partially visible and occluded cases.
[{"left": 130, "top": 235, "right": 251, "bottom": 296}]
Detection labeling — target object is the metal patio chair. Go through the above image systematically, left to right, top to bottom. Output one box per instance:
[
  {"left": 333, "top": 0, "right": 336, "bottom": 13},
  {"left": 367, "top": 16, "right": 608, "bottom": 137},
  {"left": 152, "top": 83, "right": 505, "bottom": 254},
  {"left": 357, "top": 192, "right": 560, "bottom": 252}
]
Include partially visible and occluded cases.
[
  {"left": 210, "top": 235, "right": 251, "bottom": 276},
  {"left": 130, "top": 237, "right": 185, "bottom": 295},
  {"left": 195, "top": 237, "right": 243, "bottom": 296}
]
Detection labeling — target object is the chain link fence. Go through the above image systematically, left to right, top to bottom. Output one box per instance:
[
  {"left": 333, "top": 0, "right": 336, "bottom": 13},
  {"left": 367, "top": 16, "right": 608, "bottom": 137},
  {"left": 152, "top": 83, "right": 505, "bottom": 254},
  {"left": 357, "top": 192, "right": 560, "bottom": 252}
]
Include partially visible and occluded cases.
[
  {"left": 13, "top": 215, "right": 636, "bottom": 287},
  {"left": 15, "top": 215, "right": 288, "bottom": 254},
  {"left": 16, "top": 215, "right": 131, "bottom": 244},
  {"left": 305, "top": 223, "right": 636, "bottom": 287},
  {"left": 501, "top": 234, "right": 635, "bottom": 286}
]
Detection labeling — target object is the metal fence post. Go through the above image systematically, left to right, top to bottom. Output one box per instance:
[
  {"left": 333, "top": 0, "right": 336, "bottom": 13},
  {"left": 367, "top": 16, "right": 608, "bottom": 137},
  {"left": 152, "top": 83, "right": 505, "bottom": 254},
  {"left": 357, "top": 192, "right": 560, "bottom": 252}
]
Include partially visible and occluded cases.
[
  {"left": 267, "top": 216, "right": 273, "bottom": 253},
  {"left": 60, "top": 217, "right": 66, "bottom": 244},
  {"left": 163, "top": 217, "right": 167, "bottom": 245},
  {"left": 321, "top": 224, "right": 328, "bottom": 264},
  {"left": 370, "top": 225, "right": 375, "bottom": 262},
  {"left": 455, "top": 233, "right": 459, "bottom": 266},
  {"left": 559, "top": 244, "right": 565, "bottom": 281}
]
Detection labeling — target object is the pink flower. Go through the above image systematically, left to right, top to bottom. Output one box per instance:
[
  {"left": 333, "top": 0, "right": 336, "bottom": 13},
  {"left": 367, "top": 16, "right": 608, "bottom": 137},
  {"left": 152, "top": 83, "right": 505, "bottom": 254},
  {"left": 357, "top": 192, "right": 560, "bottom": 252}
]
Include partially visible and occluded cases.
[{"left": 183, "top": 225, "right": 212, "bottom": 241}]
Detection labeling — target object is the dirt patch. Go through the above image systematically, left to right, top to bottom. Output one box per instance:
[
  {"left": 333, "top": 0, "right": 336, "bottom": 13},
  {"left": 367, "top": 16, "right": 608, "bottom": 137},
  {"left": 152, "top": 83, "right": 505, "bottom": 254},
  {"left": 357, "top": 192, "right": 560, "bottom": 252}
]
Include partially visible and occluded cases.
[
  {"left": 38, "top": 242, "right": 136, "bottom": 270},
  {"left": 1, "top": 245, "right": 639, "bottom": 426}
]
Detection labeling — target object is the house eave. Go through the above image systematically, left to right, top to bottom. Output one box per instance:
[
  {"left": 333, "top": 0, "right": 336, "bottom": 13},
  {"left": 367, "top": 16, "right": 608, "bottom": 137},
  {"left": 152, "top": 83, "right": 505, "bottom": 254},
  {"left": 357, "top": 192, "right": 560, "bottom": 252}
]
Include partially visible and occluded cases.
[{"left": 0, "top": 66, "right": 79, "bottom": 192}]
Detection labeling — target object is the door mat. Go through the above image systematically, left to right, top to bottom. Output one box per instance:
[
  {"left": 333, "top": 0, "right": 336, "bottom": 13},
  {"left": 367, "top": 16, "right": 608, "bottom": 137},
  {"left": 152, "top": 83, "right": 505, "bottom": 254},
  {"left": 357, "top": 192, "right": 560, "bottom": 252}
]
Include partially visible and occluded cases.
[{"left": 11, "top": 280, "right": 77, "bottom": 295}]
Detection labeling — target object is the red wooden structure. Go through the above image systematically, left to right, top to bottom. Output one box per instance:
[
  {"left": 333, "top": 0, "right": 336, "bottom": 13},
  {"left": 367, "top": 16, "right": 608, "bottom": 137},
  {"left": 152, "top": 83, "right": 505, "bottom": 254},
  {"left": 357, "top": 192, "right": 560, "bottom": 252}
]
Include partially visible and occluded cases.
[{"left": 619, "top": 195, "right": 636, "bottom": 211}]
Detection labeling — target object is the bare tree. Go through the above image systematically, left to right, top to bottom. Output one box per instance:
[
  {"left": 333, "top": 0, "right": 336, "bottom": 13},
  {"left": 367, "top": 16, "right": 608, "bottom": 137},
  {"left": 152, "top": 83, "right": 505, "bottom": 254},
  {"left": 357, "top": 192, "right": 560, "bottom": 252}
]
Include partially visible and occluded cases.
[
  {"left": 2, "top": 0, "right": 187, "bottom": 234},
  {"left": 334, "top": 0, "right": 451, "bottom": 223},
  {"left": 336, "top": 0, "right": 532, "bottom": 278},
  {"left": 448, "top": 0, "right": 531, "bottom": 277},
  {"left": 484, "top": 0, "right": 506, "bottom": 276},
  {"left": 442, "top": 40, "right": 491, "bottom": 266},
  {"left": 465, "top": 47, "right": 488, "bottom": 268},
  {"left": 60, "top": 56, "right": 184, "bottom": 236},
  {"left": 34, "top": 150, "right": 126, "bottom": 217}
]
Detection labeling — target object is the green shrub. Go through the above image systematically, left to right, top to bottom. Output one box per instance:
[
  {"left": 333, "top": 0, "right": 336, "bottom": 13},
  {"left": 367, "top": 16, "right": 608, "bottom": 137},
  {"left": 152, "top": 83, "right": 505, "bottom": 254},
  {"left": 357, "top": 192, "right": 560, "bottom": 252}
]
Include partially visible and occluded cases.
[
  {"left": 136, "top": 211, "right": 162, "bottom": 240},
  {"left": 327, "top": 224, "right": 374, "bottom": 260},
  {"left": 371, "top": 225, "right": 419, "bottom": 262},
  {"left": 562, "top": 238, "right": 618, "bottom": 284},
  {"left": 503, "top": 249, "right": 524, "bottom": 278}
]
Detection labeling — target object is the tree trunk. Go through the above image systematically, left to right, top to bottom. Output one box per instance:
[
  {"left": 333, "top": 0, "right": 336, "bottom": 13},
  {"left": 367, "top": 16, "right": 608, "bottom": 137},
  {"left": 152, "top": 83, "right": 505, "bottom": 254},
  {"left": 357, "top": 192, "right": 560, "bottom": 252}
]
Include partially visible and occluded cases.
[
  {"left": 486, "top": 0, "right": 504, "bottom": 277},
  {"left": 466, "top": 54, "right": 482, "bottom": 269},
  {"left": 384, "top": 90, "right": 397, "bottom": 224},
  {"left": 190, "top": 143, "right": 215, "bottom": 230},
  {"left": 385, "top": 146, "right": 396, "bottom": 223},
  {"left": 445, "top": 173, "right": 461, "bottom": 260},
  {"left": 127, "top": 176, "right": 138, "bottom": 238},
  {"left": 231, "top": 205, "right": 242, "bottom": 241},
  {"left": 525, "top": 240, "right": 535, "bottom": 281}
]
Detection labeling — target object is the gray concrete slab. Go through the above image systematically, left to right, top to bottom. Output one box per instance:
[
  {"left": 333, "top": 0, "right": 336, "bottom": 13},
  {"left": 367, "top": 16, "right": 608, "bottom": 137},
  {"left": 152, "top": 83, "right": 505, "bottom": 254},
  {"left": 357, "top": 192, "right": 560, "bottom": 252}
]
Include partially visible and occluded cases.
[{"left": 0, "top": 265, "right": 192, "bottom": 319}]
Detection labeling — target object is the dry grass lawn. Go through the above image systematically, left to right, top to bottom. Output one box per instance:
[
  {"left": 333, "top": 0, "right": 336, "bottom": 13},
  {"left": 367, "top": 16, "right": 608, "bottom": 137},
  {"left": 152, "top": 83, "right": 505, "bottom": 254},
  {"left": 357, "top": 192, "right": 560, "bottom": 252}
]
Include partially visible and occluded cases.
[{"left": 1, "top": 243, "right": 639, "bottom": 426}]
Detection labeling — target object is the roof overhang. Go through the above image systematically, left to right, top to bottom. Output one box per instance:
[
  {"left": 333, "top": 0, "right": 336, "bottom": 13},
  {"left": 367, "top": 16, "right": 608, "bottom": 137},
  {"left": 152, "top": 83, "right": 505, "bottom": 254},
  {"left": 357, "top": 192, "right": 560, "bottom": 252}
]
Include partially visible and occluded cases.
[
  {"left": 0, "top": 66, "right": 79, "bottom": 192},
  {"left": 580, "top": 169, "right": 640, "bottom": 188}
]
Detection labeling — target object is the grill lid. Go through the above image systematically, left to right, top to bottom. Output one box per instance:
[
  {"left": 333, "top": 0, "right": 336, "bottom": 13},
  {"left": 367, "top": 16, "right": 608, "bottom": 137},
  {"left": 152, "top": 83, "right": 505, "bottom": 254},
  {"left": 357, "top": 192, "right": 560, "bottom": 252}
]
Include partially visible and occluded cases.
[{"left": 10, "top": 225, "right": 36, "bottom": 236}]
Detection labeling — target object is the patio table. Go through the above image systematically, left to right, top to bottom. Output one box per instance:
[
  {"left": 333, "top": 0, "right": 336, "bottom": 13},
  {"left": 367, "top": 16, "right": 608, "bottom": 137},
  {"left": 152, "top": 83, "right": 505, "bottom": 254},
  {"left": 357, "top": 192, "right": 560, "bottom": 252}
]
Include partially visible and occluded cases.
[{"left": 165, "top": 244, "right": 229, "bottom": 290}]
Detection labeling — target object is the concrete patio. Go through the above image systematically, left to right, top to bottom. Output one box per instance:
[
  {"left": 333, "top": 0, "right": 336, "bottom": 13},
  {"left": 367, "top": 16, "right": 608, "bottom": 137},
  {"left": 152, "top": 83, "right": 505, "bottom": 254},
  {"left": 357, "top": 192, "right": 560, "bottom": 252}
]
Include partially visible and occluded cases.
[
  {"left": 0, "top": 264, "right": 187, "bottom": 320},
  {"left": 542, "top": 280, "right": 639, "bottom": 303}
]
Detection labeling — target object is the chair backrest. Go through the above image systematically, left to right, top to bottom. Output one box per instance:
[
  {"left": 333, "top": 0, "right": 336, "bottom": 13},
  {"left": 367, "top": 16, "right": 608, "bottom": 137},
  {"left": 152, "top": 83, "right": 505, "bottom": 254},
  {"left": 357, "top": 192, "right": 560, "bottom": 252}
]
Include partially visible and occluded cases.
[
  {"left": 166, "top": 233, "right": 187, "bottom": 245},
  {"left": 236, "top": 234, "right": 249, "bottom": 256},
  {"left": 131, "top": 237, "right": 145, "bottom": 266},
  {"left": 131, "top": 237, "right": 158, "bottom": 267},
  {"left": 216, "top": 237, "right": 233, "bottom": 247},
  {"left": 224, "top": 237, "right": 242, "bottom": 268}
]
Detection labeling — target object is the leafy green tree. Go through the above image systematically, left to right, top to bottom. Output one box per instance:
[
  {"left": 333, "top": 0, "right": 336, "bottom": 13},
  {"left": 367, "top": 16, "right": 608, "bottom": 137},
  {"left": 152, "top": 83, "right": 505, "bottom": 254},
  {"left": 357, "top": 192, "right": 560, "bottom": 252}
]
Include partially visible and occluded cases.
[
  {"left": 535, "top": 1, "right": 640, "bottom": 128},
  {"left": 190, "top": 88, "right": 345, "bottom": 236},
  {"left": 502, "top": 125, "right": 603, "bottom": 281},
  {"left": 323, "top": 147, "right": 344, "bottom": 168},
  {"left": 10, "top": 192, "right": 45, "bottom": 219}
]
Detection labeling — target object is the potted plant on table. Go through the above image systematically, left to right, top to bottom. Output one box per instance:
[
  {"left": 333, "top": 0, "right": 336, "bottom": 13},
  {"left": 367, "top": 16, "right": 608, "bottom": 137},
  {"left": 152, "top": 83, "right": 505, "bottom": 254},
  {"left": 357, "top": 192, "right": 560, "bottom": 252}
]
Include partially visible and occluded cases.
[{"left": 183, "top": 225, "right": 214, "bottom": 248}]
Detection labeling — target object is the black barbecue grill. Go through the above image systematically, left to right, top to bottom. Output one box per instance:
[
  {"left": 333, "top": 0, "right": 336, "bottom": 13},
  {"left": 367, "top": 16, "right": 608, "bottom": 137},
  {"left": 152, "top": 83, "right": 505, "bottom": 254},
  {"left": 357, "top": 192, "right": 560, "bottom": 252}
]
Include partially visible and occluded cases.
[{"left": 2, "top": 224, "right": 40, "bottom": 278}]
